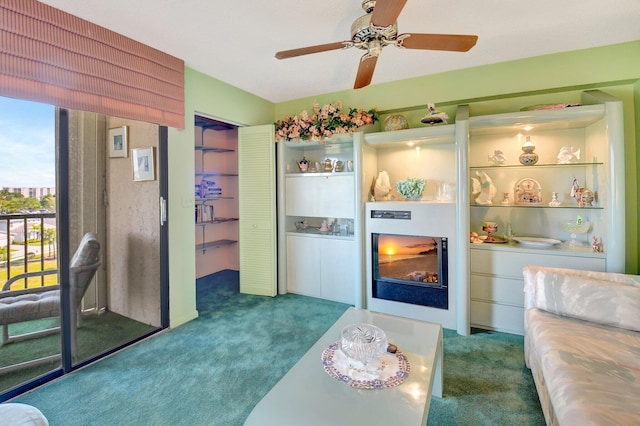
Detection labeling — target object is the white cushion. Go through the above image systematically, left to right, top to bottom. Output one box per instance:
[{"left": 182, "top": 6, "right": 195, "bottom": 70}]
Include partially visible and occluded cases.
[{"left": 0, "top": 403, "right": 49, "bottom": 426}]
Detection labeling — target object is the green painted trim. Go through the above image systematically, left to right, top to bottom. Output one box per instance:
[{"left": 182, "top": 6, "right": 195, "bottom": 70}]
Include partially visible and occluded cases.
[{"left": 275, "top": 41, "right": 640, "bottom": 117}]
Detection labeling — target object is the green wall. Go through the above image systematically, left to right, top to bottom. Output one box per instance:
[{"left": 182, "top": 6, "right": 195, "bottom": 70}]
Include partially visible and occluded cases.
[
  {"left": 275, "top": 40, "right": 640, "bottom": 275},
  {"left": 169, "top": 41, "right": 640, "bottom": 326},
  {"left": 167, "top": 68, "right": 274, "bottom": 327}
]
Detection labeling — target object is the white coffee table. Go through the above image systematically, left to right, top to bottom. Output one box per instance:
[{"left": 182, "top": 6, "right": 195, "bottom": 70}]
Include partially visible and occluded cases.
[{"left": 244, "top": 307, "right": 443, "bottom": 426}]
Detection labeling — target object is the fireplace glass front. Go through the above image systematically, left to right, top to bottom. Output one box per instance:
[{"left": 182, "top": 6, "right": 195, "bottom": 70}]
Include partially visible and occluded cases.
[{"left": 371, "top": 233, "right": 448, "bottom": 309}]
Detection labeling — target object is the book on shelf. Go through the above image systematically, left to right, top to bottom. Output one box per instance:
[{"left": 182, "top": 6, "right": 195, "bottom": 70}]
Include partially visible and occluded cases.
[
  {"left": 195, "top": 179, "right": 223, "bottom": 198},
  {"left": 196, "top": 204, "right": 214, "bottom": 223}
]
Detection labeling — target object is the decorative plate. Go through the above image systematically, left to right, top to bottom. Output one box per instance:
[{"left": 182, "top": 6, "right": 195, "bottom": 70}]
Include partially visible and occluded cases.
[
  {"left": 520, "top": 103, "right": 581, "bottom": 111},
  {"left": 514, "top": 178, "right": 542, "bottom": 204},
  {"left": 479, "top": 235, "right": 508, "bottom": 244},
  {"left": 513, "top": 237, "right": 562, "bottom": 247},
  {"left": 321, "top": 341, "right": 411, "bottom": 390}
]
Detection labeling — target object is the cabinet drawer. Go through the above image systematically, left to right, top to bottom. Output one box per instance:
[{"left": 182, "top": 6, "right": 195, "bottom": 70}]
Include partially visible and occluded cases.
[
  {"left": 470, "top": 249, "right": 606, "bottom": 278},
  {"left": 470, "top": 274, "right": 524, "bottom": 307},
  {"left": 471, "top": 300, "right": 524, "bottom": 335}
]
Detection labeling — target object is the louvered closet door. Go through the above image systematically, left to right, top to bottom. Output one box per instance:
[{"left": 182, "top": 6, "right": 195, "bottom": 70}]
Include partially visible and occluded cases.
[{"left": 238, "top": 125, "right": 277, "bottom": 296}]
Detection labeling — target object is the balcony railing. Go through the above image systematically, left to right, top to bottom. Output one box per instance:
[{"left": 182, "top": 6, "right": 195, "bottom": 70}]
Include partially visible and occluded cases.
[{"left": 0, "top": 212, "right": 57, "bottom": 291}]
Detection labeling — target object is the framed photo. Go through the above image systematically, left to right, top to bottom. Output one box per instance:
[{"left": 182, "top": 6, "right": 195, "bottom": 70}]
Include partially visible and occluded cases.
[
  {"left": 108, "top": 126, "right": 128, "bottom": 158},
  {"left": 132, "top": 147, "right": 155, "bottom": 181}
]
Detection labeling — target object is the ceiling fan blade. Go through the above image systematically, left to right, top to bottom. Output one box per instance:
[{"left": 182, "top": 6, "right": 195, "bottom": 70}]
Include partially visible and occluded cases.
[
  {"left": 371, "top": 0, "right": 408, "bottom": 27},
  {"left": 399, "top": 33, "right": 478, "bottom": 52},
  {"left": 275, "top": 41, "right": 351, "bottom": 59},
  {"left": 354, "top": 55, "right": 378, "bottom": 89}
]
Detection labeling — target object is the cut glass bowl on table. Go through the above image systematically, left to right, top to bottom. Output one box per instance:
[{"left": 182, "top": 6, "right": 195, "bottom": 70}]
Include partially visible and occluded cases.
[{"left": 340, "top": 323, "right": 388, "bottom": 371}]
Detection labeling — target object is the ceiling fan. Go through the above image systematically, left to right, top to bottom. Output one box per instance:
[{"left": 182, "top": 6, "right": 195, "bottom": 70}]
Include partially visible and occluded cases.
[{"left": 275, "top": 0, "right": 478, "bottom": 89}]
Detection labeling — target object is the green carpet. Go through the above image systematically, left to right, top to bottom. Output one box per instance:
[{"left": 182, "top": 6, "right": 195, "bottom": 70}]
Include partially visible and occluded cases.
[
  {"left": 12, "top": 270, "right": 544, "bottom": 425},
  {"left": 1, "top": 312, "right": 157, "bottom": 393},
  {"left": 426, "top": 329, "right": 544, "bottom": 425}
]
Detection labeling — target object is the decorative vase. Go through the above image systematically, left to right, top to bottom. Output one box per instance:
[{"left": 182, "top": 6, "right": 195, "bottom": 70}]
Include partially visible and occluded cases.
[
  {"left": 384, "top": 114, "right": 409, "bottom": 131},
  {"left": 519, "top": 136, "right": 539, "bottom": 165},
  {"left": 580, "top": 188, "right": 594, "bottom": 206}
]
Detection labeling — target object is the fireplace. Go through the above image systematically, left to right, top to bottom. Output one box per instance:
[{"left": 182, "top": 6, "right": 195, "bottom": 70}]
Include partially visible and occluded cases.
[
  {"left": 365, "top": 202, "right": 457, "bottom": 329},
  {"left": 372, "top": 233, "right": 448, "bottom": 309}
]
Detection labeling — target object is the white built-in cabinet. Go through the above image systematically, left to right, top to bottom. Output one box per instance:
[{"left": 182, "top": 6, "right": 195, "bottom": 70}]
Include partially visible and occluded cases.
[
  {"left": 273, "top": 89, "right": 624, "bottom": 336},
  {"left": 467, "top": 90, "right": 625, "bottom": 334},
  {"left": 277, "top": 136, "right": 361, "bottom": 305},
  {"left": 286, "top": 235, "right": 355, "bottom": 303}
]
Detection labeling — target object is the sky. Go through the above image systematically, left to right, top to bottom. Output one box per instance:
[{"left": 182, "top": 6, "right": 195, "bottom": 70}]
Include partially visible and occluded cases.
[{"left": 0, "top": 96, "right": 56, "bottom": 188}]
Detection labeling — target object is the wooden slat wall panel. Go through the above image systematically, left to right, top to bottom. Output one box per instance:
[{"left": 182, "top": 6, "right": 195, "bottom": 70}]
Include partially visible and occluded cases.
[{"left": 0, "top": 0, "right": 184, "bottom": 128}]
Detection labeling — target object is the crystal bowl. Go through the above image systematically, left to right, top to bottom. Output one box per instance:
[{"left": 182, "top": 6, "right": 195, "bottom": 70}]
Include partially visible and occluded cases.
[
  {"left": 561, "top": 220, "right": 592, "bottom": 249},
  {"left": 562, "top": 221, "right": 592, "bottom": 234},
  {"left": 340, "top": 323, "right": 388, "bottom": 365}
]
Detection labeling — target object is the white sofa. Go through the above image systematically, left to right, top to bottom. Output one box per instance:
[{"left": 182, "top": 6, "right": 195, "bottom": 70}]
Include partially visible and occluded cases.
[{"left": 523, "top": 266, "right": 640, "bottom": 425}]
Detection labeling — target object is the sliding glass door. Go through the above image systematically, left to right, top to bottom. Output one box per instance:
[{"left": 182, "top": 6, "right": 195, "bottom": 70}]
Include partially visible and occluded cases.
[
  {"left": 0, "top": 100, "right": 168, "bottom": 400},
  {"left": 60, "top": 108, "right": 167, "bottom": 369}
]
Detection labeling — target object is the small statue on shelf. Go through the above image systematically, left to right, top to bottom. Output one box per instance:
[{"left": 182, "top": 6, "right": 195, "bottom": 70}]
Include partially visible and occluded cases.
[
  {"left": 557, "top": 145, "right": 581, "bottom": 164},
  {"left": 488, "top": 149, "right": 508, "bottom": 166},
  {"left": 373, "top": 171, "right": 391, "bottom": 201},
  {"left": 471, "top": 171, "right": 497, "bottom": 205},
  {"left": 570, "top": 178, "right": 583, "bottom": 207},
  {"left": 592, "top": 236, "right": 602, "bottom": 253}
]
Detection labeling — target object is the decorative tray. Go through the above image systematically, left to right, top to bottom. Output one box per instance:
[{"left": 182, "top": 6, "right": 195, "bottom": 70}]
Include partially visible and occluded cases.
[
  {"left": 513, "top": 237, "right": 562, "bottom": 247},
  {"left": 321, "top": 341, "right": 411, "bottom": 390}
]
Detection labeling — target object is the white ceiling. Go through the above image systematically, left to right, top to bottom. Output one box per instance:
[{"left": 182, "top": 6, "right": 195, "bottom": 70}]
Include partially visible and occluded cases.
[{"left": 39, "top": 0, "right": 640, "bottom": 103}]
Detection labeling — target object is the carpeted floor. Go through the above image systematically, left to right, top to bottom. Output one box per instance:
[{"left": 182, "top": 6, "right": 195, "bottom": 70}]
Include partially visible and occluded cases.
[
  {"left": 12, "top": 270, "right": 544, "bottom": 425},
  {"left": 1, "top": 312, "right": 156, "bottom": 393}
]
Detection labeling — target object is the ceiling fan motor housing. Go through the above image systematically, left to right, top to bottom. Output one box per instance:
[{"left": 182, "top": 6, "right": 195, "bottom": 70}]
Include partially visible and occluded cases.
[{"left": 351, "top": 13, "right": 398, "bottom": 48}]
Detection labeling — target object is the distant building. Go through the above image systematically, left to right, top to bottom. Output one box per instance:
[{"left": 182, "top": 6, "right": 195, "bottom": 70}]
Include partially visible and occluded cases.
[{"left": 3, "top": 187, "right": 56, "bottom": 199}]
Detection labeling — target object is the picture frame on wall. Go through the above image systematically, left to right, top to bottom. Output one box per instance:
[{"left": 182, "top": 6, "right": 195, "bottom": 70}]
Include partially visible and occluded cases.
[
  {"left": 108, "top": 126, "right": 128, "bottom": 158},
  {"left": 132, "top": 147, "right": 155, "bottom": 181}
]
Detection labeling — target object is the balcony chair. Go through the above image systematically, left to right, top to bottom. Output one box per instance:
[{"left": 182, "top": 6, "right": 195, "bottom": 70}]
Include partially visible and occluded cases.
[{"left": 0, "top": 232, "right": 101, "bottom": 374}]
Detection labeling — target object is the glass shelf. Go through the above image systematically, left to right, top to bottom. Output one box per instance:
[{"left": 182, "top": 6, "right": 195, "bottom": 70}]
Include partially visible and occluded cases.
[
  {"left": 195, "top": 146, "right": 235, "bottom": 153},
  {"left": 470, "top": 162, "right": 603, "bottom": 170},
  {"left": 195, "top": 172, "right": 238, "bottom": 177},
  {"left": 285, "top": 172, "right": 354, "bottom": 177},
  {"left": 196, "top": 196, "right": 234, "bottom": 202},
  {"left": 470, "top": 204, "right": 603, "bottom": 210},
  {"left": 196, "top": 217, "right": 238, "bottom": 226},
  {"left": 196, "top": 239, "right": 237, "bottom": 251}
]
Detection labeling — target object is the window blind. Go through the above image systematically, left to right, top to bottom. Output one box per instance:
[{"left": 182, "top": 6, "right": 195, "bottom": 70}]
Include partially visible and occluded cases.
[{"left": 0, "top": 0, "right": 184, "bottom": 128}]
